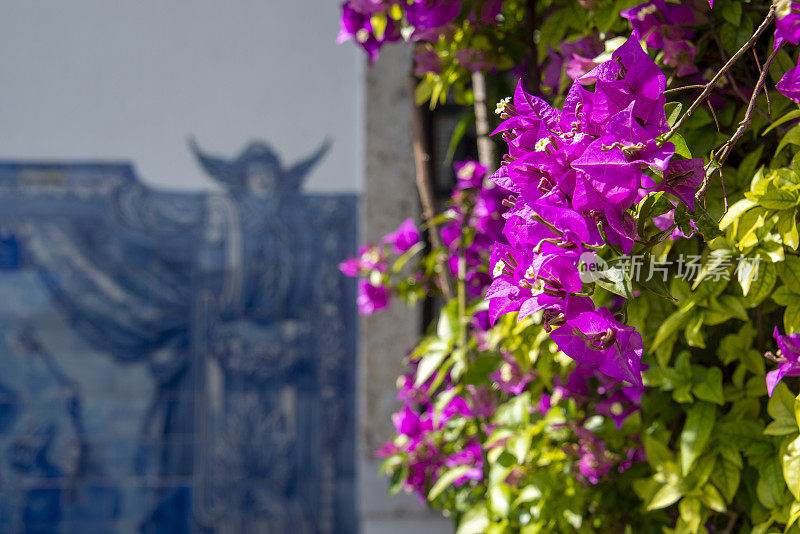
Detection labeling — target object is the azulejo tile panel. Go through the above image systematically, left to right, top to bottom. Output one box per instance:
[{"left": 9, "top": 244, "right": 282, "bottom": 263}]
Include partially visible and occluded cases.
[{"left": 0, "top": 141, "right": 357, "bottom": 533}]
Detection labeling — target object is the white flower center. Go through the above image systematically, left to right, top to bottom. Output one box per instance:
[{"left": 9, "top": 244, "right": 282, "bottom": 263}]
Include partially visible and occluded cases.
[
  {"left": 778, "top": 0, "right": 793, "bottom": 19},
  {"left": 637, "top": 4, "right": 658, "bottom": 20},
  {"left": 356, "top": 28, "right": 370, "bottom": 43},
  {"left": 495, "top": 97, "right": 511, "bottom": 115},
  {"left": 535, "top": 138, "right": 552, "bottom": 152},
  {"left": 457, "top": 162, "right": 476, "bottom": 180},
  {"left": 493, "top": 259, "right": 507, "bottom": 278},
  {"left": 500, "top": 363, "right": 513, "bottom": 382}
]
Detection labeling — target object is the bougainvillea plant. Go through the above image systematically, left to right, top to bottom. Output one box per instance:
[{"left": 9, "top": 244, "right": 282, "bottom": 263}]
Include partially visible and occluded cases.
[{"left": 339, "top": 0, "right": 800, "bottom": 532}]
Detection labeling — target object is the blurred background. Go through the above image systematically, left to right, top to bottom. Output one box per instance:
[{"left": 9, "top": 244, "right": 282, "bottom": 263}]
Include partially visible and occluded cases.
[{"left": 0, "top": 1, "right": 453, "bottom": 532}]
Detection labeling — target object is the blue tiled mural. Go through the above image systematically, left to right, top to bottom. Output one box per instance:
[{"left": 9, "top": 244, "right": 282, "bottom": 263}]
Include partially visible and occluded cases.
[{"left": 0, "top": 141, "right": 357, "bottom": 533}]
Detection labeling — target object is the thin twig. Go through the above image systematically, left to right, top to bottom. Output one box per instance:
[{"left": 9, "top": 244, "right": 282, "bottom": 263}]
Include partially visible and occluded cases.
[
  {"left": 663, "top": 4, "right": 776, "bottom": 142},
  {"left": 708, "top": 30, "right": 773, "bottom": 122},
  {"left": 696, "top": 43, "right": 783, "bottom": 204},
  {"left": 716, "top": 44, "right": 782, "bottom": 166},
  {"left": 751, "top": 47, "right": 772, "bottom": 113},
  {"left": 409, "top": 72, "right": 455, "bottom": 300},
  {"left": 664, "top": 84, "right": 706, "bottom": 94},
  {"left": 707, "top": 100, "right": 721, "bottom": 132},
  {"left": 720, "top": 166, "right": 728, "bottom": 212}
]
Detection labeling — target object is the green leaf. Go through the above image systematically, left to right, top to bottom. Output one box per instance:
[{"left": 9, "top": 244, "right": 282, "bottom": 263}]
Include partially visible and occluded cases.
[
  {"left": 722, "top": 1, "right": 742, "bottom": 25},
  {"left": 415, "top": 79, "right": 433, "bottom": 106},
  {"left": 666, "top": 101, "right": 683, "bottom": 128},
  {"left": 763, "top": 109, "right": 800, "bottom": 136},
  {"left": 444, "top": 111, "right": 475, "bottom": 165},
  {"left": 777, "top": 124, "right": 800, "bottom": 156},
  {"left": 671, "top": 133, "right": 692, "bottom": 159},
  {"left": 739, "top": 145, "right": 764, "bottom": 182},
  {"left": 758, "top": 187, "right": 800, "bottom": 210},
  {"left": 637, "top": 191, "right": 675, "bottom": 236},
  {"left": 719, "top": 198, "right": 757, "bottom": 230},
  {"left": 675, "top": 203, "right": 693, "bottom": 235},
  {"left": 691, "top": 206, "right": 723, "bottom": 240},
  {"left": 778, "top": 208, "right": 800, "bottom": 250},
  {"left": 392, "top": 241, "right": 425, "bottom": 272},
  {"left": 780, "top": 256, "right": 800, "bottom": 295},
  {"left": 596, "top": 260, "right": 635, "bottom": 299},
  {"left": 742, "top": 261, "right": 776, "bottom": 308},
  {"left": 774, "top": 285, "right": 800, "bottom": 306},
  {"left": 437, "top": 300, "right": 460, "bottom": 342},
  {"left": 652, "top": 301, "right": 696, "bottom": 350},
  {"left": 786, "top": 303, "right": 800, "bottom": 334},
  {"left": 415, "top": 348, "right": 448, "bottom": 387},
  {"left": 693, "top": 367, "right": 724, "bottom": 405},
  {"left": 767, "top": 382, "right": 799, "bottom": 435},
  {"left": 681, "top": 402, "right": 716, "bottom": 475},
  {"left": 644, "top": 435, "right": 675, "bottom": 467},
  {"left": 783, "top": 436, "right": 800, "bottom": 501},
  {"left": 757, "top": 456, "right": 786, "bottom": 509},
  {"left": 711, "top": 457, "right": 741, "bottom": 502},
  {"left": 428, "top": 465, "right": 471, "bottom": 500},
  {"left": 647, "top": 483, "right": 683, "bottom": 510},
  {"left": 700, "top": 483, "right": 726, "bottom": 513},
  {"left": 488, "top": 484, "right": 511, "bottom": 517},
  {"left": 678, "top": 497, "right": 702, "bottom": 533},
  {"left": 456, "top": 503, "right": 491, "bottom": 534}
]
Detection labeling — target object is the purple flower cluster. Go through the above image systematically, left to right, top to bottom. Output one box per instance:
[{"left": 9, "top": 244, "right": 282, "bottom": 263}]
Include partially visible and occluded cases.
[
  {"left": 339, "top": 0, "right": 504, "bottom": 64},
  {"left": 621, "top": 0, "right": 701, "bottom": 77},
  {"left": 337, "top": 1, "right": 401, "bottom": 63},
  {"left": 776, "top": 2, "right": 800, "bottom": 103},
  {"left": 488, "top": 36, "right": 704, "bottom": 389},
  {"left": 544, "top": 36, "right": 604, "bottom": 92},
  {"left": 442, "top": 160, "right": 509, "bottom": 299},
  {"left": 339, "top": 218, "right": 420, "bottom": 314},
  {"left": 538, "top": 365, "right": 644, "bottom": 484},
  {"left": 377, "top": 373, "right": 483, "bottom": 500}
]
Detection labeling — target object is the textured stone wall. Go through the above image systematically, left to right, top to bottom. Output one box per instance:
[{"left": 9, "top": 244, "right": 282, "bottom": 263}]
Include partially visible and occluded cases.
[{"left": 358, "top": 45, "right": 453, "bottom": 534}]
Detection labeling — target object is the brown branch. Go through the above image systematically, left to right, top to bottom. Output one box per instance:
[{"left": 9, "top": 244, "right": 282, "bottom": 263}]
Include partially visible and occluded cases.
[
  {"left": 663, "top": 4, "right": 776, "bottom": 143},
  {"left": 697, "top": 44, "right": 783, "bottom": 204},
  {"left": 716, "top": 44, "right": 782, "bottom": 166},
  {"left": 471, "top": 71, "right": 495, "bottom": 169},
  {"left": 409, "top": 73, "right": 455, "bottom": 300}
]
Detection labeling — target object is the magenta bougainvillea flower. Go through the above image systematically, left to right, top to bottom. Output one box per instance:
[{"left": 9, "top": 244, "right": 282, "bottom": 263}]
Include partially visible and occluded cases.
[
  {"left": 406, "top": 0, "right": 461, "bottom": 40},
  {"left": 621, "top": 0, "right": 695, "bottom": 50},
  {"left": 621, "top": 0, "right": 702, "bottom": 78},
  {"left": 337, "top": 1, "right": 400, "bottom": 63},
  {"left": 775, "top": 1, "right": 800, "bottom": 49},
  {"left": 487, "top": 36, "right": 692, "bottom": 388},
  {"left": 663, "top": 39, "right": 698, "bottom": 77},
  {"left": 413, "top": 48, "right": 443, "bottom": 75},
  {"left": 778, "top": 65, "right": 800, "bottom": 103},
  {"left": 443, "top": 160, "right": 509, "bottom": 299},
  {"left": 454, "top": 160, "right": 488, "bottom": 189},
  {"left": 383, "top": 217, "right": 421, "bottom": 254},
  {"left": 339, "top": 245, "right": 387, "bottom": 276},
  {"left": 357, "top": 278, "right": 390, "bottom": 314},
  {"left": 551, "top": 308, "right": 644, "bottom": 389},
  {"left": 767, "top": 326, "right": 800, "bottom": 396},
  {"left": 489, "top": 354, "right": 534, "bottom": 395},
  {"left": 377, "top": 384, "right": 480, "bottom": 500},
  {"left": 575, "top": 428, "right": 614, "bottom": 484}
]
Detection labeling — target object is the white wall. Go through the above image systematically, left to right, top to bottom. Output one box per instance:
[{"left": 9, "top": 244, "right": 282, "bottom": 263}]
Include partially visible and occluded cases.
[{"left": 0, "top": 0, "right": 363, "bottom": 193}]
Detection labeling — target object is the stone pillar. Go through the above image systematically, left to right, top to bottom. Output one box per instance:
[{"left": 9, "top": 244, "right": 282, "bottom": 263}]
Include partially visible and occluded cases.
[{"left": 358, "top": 45, "right": 453, "bottom": 534}]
